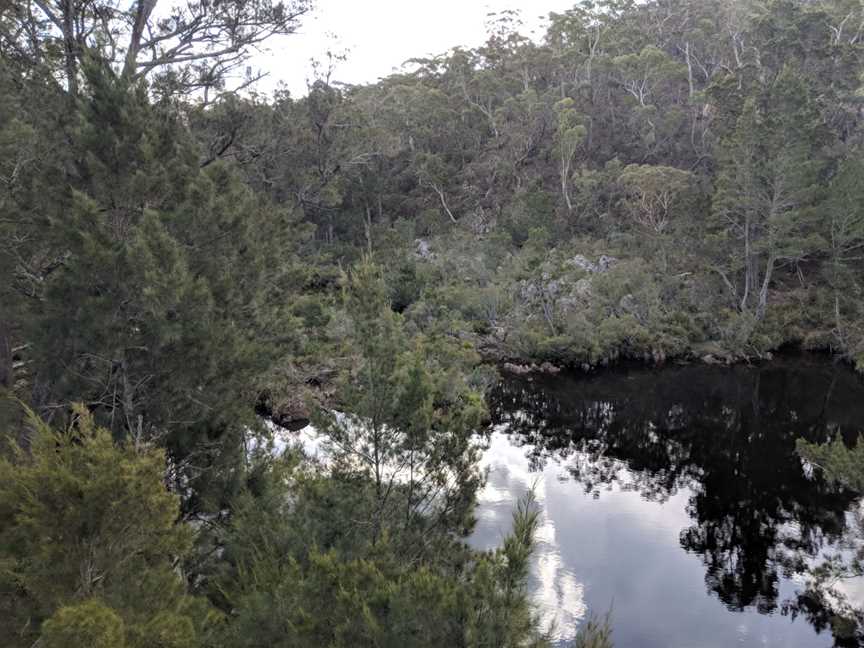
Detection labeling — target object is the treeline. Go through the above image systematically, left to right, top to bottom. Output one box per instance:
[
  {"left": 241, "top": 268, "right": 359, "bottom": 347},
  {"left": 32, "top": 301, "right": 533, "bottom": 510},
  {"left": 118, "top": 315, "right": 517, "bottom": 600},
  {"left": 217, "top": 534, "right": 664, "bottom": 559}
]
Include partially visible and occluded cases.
[
  {"left": 2, "top": 0, "right": 864, "bottom": 645},
  {"left": 185, "top": 0, "right": 864, "bottom": 371}
]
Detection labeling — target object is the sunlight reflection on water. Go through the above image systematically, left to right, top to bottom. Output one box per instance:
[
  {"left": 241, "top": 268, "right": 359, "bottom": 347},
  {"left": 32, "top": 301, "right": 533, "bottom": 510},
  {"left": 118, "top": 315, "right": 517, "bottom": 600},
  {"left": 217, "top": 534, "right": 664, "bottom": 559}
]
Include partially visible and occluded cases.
[
  {"left": 471, "top": 424, "right": 853, "bottom": 648},
  {"left": 472, "top": 427, "right": 587, "bottom": 640}
]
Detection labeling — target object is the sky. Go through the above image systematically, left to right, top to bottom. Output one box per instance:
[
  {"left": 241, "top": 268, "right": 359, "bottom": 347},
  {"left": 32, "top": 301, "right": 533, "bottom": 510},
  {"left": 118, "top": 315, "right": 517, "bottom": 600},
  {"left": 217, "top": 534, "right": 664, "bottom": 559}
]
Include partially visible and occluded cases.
[{"left": 253, "top": 0, "right": 576, "bottom": 97}]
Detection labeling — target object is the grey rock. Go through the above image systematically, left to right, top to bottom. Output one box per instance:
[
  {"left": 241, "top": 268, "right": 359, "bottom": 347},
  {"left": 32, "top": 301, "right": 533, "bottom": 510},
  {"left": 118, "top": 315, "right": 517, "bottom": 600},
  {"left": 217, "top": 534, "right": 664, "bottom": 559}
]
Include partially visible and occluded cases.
[
  {"left": 415, "top": 238, "right": 433, "bottom": 259},
  {"left": 566, "top": 254, "right": 598, "bottom": 273},
  {"left": 566, "top": 254, "right": 618, "bottom": 274},
  {"left": 597, "top": 255, "right": 618, "bottom": 272},
  {"left": 539, "top": 361, "right": 561, "bottom": 374},
  {"left": 502, "top": 362, "right": 533, "bottom": 375}
]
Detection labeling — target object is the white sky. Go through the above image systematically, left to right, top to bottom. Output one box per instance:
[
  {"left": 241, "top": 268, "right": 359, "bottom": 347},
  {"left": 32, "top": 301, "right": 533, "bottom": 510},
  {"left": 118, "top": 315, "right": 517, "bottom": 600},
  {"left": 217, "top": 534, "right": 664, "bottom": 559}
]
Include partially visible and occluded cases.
[{"left": 253, "top": 0, "right": 576, "bottom": 97}]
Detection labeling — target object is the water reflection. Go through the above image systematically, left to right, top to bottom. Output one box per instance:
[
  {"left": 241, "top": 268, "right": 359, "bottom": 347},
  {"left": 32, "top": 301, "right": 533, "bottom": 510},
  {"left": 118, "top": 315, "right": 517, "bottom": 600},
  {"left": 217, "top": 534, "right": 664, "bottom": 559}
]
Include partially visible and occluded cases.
[
  {"left": 475, "top": 354, "right": 864, "bottom": 647},
  {"left": 473, "top": 431, "right": 587, "bottom": 637}
]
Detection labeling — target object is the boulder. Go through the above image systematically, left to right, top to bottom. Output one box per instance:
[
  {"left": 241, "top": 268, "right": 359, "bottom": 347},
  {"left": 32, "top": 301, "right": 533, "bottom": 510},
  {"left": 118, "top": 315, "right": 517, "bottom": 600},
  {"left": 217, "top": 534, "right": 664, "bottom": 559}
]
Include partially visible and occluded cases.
[
  {"left": 414, "top": 238, "right": 433, "bottom": 259},
  {"left": 566, "top": 254, "right": 598, "bottom": 273},
  {"left": 566, "top": 254, "right": 618, "bottom": 274},
  {"left": 597, "top": 255, "right": 618, "bottom": 272},
  {"left": 539, "top": 361, "right": 561, "bottom": 374},
  {"left": 502, "top": 362, "right": 533, "bottom": 375},
  {"left": 256, "top": 390, "right": 311, "bottom": 431}
]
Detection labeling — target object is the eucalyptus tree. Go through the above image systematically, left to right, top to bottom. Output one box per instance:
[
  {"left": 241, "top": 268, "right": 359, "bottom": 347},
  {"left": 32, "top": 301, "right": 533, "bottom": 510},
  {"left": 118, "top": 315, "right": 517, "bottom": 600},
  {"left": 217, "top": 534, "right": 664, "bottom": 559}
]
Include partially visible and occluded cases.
[
  {"left": 0, "top": 0, "right": 312, "bottom": 99},
  {"left": 554, "top": 97, "right": 586, "bottom": 212},
  {"left": 618, "top": 164, "right": 693, "bottom": 271}
]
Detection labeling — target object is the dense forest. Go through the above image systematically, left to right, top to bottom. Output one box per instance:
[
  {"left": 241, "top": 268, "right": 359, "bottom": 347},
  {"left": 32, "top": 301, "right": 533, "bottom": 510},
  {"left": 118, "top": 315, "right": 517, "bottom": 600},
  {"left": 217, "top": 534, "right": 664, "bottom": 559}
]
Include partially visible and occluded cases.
[{"left": 2, "top": 0, "right": 864, "bottom": 645}]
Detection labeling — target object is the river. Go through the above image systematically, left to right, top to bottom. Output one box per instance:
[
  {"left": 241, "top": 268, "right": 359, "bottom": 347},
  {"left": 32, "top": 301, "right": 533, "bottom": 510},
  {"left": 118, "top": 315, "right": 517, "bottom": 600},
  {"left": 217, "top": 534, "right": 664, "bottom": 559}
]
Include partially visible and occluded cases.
[{"left": 471, "top": 353, "right": 864, "bottom": 648}]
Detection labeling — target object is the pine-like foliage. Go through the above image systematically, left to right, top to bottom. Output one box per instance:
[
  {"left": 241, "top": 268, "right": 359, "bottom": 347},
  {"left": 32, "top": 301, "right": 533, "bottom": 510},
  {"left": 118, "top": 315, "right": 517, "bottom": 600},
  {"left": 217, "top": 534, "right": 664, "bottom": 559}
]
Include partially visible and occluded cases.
[
  {"left": 25, "top": 65, "right": 302, "bottom": 508},
  {"left": 0, "top": 405, "right": 210, "bottom": 648}
]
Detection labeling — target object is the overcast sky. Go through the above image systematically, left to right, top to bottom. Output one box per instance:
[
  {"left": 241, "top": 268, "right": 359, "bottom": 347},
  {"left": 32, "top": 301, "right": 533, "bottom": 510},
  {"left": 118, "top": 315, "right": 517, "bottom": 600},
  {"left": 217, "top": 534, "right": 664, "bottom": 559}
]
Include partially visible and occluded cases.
[{"left": 253, "top": 0, "right": 576, "bottom": 97}]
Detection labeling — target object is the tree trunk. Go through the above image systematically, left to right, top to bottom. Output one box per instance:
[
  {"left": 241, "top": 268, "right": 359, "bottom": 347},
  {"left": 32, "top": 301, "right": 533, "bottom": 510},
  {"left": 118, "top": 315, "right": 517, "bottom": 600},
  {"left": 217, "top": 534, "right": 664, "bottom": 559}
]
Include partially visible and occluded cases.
[
  {"left": 61, "top": 0, "right": 78, "bottom": 97},
  {"left": 122, "top": 0, "right": 159, "bottom": 80},
  {"left": 684, "top": 42, "right": 695, "bottom": 99},
  {"left": 561, "top": 155, "right": 573, "bottom": 211},
  {"left": 432, "top": 184, "right": 457, "bottom": 223},
  {"left": 364, "top": 204, "right": 373, "bottom": 254},
  {"left": 740, "top": 217, "right": 751, "bottom": 312},
  {"left": 755, "top": 255, "right": 775, "bottom": 321},
  {"left": 0, "top": 317, "right": 12, "bottom": 391},
  {"left": 119, "top": 354, "right": 137, "bottom": 436},
  {"left": 372, "top": 422, "right": 383, "bottom": 545}
]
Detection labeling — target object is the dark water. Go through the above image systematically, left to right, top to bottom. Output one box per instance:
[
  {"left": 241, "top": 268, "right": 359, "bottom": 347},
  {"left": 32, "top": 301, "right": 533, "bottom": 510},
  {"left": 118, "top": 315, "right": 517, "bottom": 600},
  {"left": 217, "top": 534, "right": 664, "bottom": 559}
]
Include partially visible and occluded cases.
[{"left": 472, "top": 354, "right": 864, "bottom": 648}]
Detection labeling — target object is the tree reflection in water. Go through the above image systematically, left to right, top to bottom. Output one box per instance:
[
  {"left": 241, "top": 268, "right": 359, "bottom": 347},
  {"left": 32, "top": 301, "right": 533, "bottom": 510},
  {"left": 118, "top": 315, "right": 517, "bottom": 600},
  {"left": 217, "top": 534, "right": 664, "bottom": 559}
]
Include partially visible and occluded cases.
[{"left": 487, "top": 354, "right": 864, "bottom": 645}]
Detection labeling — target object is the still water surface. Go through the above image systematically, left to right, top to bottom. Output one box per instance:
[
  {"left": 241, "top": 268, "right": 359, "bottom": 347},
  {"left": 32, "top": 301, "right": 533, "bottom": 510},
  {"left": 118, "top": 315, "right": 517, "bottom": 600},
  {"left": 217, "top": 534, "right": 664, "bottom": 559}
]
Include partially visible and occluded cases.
[{"left": 472, "top": 354, "right": 864, "bottom": 648}]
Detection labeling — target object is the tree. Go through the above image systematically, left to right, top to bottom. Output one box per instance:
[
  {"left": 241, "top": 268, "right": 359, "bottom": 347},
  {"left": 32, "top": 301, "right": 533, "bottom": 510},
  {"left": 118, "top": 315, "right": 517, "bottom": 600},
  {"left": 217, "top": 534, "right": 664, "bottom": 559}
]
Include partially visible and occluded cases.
[
  {"left": 0, "top": 0, "right": 313, "bottom": 99},
  {"left": 546, "top": 4, "right": 605, "bottom": 95},
  {"left": 611, "top": 45, "right": 686, "bottom": 110},
  {"left": 0, "top": 55, "right": 72, "bottom": 405},
  {"left": 25, "top": 64, "right": 298, "bottom": 510},
  {"left": 711, "top": 67, "right": 828, "bottom": 322},
  {"left": 494, "top": 88, "right": 554, "bottom": 193},
  {"left": 553, "top": 98, "right": 586, "bottom": 212},
  {"left": 416, "top": 152, "right": 458, "bottom": 224},
  {"left": 821, "top": 154, "right": 864, "bottom": 358},
  {"left": 618, "top": 163, "right": 693, "bottom": 270},
  {"left": 619, "top": 164, "right": 692, "bottom": 234},
  {"left": 314, "top": 261, "right": 486, "bottom": 553},
  {"left": 0, "top": 405, "right": 208, "bottom": 648},
  {"left": 796, "top": 435, "right": 864, "bottom": 639},
  {"left": 213, "top": 454, "right": 549, "bottom": 648},
  {"left": 42, "top": 600, "right": 127, "bottom": 648}
]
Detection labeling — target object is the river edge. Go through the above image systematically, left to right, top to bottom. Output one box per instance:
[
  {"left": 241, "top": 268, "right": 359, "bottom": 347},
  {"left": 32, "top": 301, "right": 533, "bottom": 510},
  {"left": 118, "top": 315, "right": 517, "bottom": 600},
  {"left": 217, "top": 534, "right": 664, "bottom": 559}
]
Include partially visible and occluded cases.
[{"left": 261, "top": 342, "right": 863, "bottom": 431}]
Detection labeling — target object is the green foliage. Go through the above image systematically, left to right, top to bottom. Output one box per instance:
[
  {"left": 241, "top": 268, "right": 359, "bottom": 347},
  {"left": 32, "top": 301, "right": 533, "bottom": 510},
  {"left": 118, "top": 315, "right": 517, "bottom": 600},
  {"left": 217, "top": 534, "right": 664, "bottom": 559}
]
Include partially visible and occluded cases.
[
  {"left": 13, "top": 65, "right": 304, "bottom": 510},
  {"left": 710, "top": 65, "right": 830, "bottom": 324},
  {"left": 617, "top": 164, "right": 693, "bottom": 236},
  {"left": 502, "top": 187, "right": 558, "bottom": 247},
  {"left": 314, "top": 261, "right": 486, "bottom": 552},
  {"left": 201, "top": 264, "right": 548, "bottom": 646},
  {"left": 0, "top": 405, "right": 208, "bottom": 648},
  {"left": 795, "top": 434, "right": 864, "bottom": 636},
  {"left": 797, "top": 435, "right": 864, "bottom": 494},
  {"left": 214, "top": 455, "right": 548, "bottom": 648},
  {"left": 42, "top": 599, "right": 126, "bottom": 648},
  {"left": 572, "top": 612, "right": 614, "bottom": 648}
]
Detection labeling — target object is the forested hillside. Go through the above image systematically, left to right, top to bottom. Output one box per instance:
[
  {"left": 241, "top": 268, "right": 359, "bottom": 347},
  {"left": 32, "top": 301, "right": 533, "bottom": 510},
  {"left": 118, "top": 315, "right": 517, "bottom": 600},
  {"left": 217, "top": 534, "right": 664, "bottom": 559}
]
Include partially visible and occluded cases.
[
  {"left": 2, "top": 0, "right": 864, "bottom": 646},
  {"left": 182, "top": 0, "right": 864, "bottom": 378}
]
